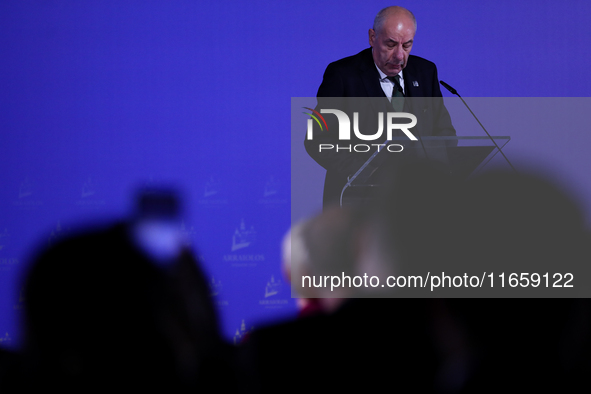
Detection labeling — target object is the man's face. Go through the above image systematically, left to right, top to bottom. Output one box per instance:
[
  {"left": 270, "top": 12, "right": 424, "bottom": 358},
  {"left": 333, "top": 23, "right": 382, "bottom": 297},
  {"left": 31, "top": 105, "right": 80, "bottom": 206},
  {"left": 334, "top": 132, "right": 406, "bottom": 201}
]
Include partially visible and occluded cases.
[{"left": 369, "top": 13, "right": 415, "bottom": 76}]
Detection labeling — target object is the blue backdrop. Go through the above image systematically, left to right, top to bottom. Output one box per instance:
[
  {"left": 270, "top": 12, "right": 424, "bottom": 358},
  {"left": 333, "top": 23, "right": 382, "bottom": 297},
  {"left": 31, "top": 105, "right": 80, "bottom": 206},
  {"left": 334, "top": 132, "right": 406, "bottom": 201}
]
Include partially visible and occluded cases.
[{"left": 1, "top": 0, "right": 591, "bottom": 347}]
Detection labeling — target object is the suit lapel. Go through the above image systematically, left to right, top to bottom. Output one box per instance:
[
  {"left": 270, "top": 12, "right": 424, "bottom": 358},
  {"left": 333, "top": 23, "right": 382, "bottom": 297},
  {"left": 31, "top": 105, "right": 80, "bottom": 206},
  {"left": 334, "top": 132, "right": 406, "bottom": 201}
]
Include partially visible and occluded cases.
[
  {"left": 359, "top": 48, "right": 386, "bottom": 98},
  {"left": 403, "top": 56, "right": 430, "bottom": 97},
  {"left": 402, "top": 57, "right": 420, "bottom": 120},
  {"left": 403, "top": 59, "right": 417, "bottom": 98}
]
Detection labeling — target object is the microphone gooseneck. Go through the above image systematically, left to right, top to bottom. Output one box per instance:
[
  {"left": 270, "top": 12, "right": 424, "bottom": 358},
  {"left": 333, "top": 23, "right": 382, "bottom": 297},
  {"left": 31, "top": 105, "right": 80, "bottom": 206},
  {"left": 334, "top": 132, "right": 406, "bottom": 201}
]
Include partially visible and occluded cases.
[{"left": 439, "top": 81, "right": 516, "bottom": 173}]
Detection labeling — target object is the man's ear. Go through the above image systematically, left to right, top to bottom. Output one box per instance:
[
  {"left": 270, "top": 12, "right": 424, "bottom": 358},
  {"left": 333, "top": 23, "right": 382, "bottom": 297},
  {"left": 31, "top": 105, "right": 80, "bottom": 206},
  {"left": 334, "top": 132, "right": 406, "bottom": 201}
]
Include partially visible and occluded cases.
[{"left": 368, "top": 28, "right": 376, "bottom": 47}]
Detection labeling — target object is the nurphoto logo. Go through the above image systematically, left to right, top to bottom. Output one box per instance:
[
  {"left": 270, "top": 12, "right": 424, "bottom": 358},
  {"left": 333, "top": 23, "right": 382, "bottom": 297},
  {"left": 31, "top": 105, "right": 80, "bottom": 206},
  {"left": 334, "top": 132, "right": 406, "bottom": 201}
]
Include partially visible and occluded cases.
[{"left": 304, "top": 107, "right": 418, "bottom": 153}]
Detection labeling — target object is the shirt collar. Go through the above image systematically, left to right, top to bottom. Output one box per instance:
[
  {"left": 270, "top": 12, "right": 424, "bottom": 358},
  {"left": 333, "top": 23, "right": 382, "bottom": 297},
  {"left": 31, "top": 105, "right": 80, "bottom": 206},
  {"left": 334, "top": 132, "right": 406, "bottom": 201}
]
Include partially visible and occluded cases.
[{"left": 374, "top": 62, "right": 403, "bottom": 82}]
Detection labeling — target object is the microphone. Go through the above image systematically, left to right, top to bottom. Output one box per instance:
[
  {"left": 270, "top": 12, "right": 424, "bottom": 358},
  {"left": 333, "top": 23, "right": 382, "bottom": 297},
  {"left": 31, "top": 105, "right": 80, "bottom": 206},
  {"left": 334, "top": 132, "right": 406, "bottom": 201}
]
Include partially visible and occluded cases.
[
  {"left": 439, "top": 80, "right": 457, "bottom": 95},
  {"left": 439, "top": 81, "right": 516, "bottom": 173}
]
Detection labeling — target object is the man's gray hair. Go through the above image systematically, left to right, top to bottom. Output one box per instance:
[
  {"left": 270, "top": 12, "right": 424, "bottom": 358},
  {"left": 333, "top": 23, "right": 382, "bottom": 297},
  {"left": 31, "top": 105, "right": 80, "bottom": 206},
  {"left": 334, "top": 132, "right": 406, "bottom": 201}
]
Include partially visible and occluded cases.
[{"left": 373, "top": 6, "right": 417, "bottom": 33}]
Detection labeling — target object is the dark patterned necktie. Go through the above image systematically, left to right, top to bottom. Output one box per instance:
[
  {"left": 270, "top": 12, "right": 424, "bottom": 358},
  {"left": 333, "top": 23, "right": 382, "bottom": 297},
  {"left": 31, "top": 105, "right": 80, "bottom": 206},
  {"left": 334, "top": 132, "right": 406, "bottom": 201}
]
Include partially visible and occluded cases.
[{"left": 388, "top": 75, "right": 405, "bottom": 112}]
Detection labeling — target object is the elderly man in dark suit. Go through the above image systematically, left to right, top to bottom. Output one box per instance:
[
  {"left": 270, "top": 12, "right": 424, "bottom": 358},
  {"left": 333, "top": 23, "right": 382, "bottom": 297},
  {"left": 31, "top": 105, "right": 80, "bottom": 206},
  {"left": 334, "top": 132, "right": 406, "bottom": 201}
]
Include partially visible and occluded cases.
[{"left": 305, "top": 6, "right": 456, "bottom": 208}]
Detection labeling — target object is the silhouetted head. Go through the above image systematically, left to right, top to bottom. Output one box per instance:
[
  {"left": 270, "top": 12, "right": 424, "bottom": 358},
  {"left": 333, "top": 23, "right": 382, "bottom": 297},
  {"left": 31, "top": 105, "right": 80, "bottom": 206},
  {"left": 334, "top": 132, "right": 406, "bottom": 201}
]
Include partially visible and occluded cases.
[{"left": 23, "top": 223, "right": 220, "bottom": 391}]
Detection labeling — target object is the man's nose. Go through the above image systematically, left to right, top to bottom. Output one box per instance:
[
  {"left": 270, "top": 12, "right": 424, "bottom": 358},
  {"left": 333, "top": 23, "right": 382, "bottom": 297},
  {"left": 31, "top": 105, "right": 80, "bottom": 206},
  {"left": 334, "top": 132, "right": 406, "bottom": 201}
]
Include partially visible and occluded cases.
[{"left": 393, "top": 46, "right": 404, "bottom": 61}]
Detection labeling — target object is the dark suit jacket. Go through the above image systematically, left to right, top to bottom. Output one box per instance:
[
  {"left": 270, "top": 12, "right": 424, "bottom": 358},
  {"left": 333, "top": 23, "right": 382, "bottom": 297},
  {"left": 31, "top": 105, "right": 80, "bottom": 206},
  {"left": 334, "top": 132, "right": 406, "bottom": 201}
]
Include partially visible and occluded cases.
[
  {"left": 305, "top": 48, "right": 456, "bottom": 207},
  {"left": 242, "top": 299, "right": 440, "bottom": 394}
]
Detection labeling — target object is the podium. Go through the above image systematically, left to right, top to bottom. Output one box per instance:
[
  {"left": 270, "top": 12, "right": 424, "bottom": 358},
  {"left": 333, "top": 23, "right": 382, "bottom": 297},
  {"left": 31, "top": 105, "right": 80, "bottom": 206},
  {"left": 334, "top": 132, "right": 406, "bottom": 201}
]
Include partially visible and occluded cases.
[{"left": 340, "top": 136, "right": 510, "bottom": 207}]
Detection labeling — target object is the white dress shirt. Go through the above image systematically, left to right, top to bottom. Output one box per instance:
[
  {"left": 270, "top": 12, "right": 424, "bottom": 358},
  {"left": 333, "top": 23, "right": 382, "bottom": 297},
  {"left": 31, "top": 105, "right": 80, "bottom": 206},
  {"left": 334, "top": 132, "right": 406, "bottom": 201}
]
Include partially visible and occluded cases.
[{"left": 375, "top": 63, "right": 405, "bottom": 101}]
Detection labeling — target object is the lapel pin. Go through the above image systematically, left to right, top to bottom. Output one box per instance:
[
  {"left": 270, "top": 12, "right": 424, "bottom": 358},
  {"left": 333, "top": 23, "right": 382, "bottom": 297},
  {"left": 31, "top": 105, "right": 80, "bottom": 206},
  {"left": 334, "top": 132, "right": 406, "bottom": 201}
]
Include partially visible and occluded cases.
[{"left": 413, "top": 81, "right": 419, "bottom": 87}]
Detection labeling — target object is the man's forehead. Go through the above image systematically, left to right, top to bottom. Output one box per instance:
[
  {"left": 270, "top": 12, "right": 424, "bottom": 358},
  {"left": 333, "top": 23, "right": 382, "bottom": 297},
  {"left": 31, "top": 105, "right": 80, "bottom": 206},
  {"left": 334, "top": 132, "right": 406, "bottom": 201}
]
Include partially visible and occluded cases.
[{"left": 379, "top": 14, "right": 415, "bottom": 36}]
